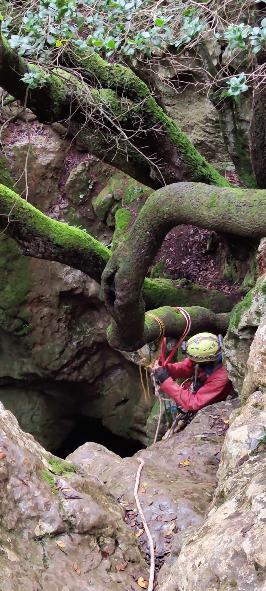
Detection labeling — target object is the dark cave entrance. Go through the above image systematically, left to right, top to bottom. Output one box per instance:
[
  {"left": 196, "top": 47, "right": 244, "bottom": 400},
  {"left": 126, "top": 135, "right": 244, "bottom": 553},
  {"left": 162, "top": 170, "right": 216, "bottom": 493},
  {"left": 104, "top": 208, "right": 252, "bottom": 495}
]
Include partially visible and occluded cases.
[{"left": 55, "top": 415, "right": 145, "bottom": 459}]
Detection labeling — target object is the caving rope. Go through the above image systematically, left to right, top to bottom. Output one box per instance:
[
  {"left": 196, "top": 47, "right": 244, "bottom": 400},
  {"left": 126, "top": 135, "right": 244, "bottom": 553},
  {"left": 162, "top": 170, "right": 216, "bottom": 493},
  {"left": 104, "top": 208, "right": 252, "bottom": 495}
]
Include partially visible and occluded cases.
[
  {"left": 134, "top": 307, "right": 191, "bottom": 591},
  {"left": 147, "top": 307, "right": 192, "bottom": 443},
  {"left": 134, "top": 308, "right": 191, "bottom": 591},
  {"left": 134, "top": 458, "right": 155, "bottom": 591}
]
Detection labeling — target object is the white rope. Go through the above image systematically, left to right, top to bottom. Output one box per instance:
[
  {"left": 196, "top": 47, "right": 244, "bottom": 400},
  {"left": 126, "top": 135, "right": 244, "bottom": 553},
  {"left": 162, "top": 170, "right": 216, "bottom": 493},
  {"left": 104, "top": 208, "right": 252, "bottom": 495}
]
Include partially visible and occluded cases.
[
  {"left": 150, "top": 375, "right": 163, "bottom": 445},
  {"left": 153, "top": 391, "right": 163, "bottom": 444},
  {"left": 134, "top": 458, "right": 155, "bottom": 591}
]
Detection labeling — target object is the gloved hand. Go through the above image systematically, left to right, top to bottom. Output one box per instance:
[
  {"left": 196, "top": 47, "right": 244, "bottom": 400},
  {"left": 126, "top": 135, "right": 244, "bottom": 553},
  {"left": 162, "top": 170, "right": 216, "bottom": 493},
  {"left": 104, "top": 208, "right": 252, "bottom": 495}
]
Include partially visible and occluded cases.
[{"left": 153, "top": 366, "right": 169, "bottom": 384}]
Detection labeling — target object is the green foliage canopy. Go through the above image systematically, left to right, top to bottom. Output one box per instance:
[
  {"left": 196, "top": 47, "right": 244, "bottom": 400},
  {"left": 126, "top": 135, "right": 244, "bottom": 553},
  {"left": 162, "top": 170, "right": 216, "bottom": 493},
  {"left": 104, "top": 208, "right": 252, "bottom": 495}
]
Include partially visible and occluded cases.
[{"left": 2, "top": 0, "right": 265, "bottom": 97}]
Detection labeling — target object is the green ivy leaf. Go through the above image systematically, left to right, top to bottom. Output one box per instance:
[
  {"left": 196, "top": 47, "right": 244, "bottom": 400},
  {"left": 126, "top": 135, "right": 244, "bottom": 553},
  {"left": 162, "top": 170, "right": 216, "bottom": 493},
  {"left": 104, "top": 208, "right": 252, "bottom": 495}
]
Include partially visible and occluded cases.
[
  {"left": 154, "top": 17, "right": 165, "bottom": 27},
  {"left": 107, "top": 38, "right": 116, "bottom": 48}
]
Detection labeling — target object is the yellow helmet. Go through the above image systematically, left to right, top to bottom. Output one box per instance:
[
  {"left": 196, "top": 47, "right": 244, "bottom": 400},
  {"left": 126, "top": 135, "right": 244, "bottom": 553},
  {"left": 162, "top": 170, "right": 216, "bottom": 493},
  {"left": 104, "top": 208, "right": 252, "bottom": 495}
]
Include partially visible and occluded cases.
[{"left": 186, "top": 332, "right": 220, "bottom": 363}]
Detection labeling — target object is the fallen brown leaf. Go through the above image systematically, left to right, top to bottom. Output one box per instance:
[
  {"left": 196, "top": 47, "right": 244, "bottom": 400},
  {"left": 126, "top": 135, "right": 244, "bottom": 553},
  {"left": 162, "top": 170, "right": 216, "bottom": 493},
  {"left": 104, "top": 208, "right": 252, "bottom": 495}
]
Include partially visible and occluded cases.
[
  {"left": 0, "top": 452, "right": 6, "bottom": 460},
  {"left": 179, "top": 459, "right": 190, "bottom": 467},
  {"left": 164, "top": 522, "right": 176, "bottom": 536},
  {"left": 136, "top": 528, "right": 144, "bottom": 538},
  {"left": 56, "top": 540, "right": 66, "bottom": 552},
  {"left": 115, "top": 561, "right": 127, "bottom": 571},
  {"left": 73, "top": 562, "right": 81, "bottom": 575},
  {"left": 137, "top": 576, "right": 148, "bottom": 588}
]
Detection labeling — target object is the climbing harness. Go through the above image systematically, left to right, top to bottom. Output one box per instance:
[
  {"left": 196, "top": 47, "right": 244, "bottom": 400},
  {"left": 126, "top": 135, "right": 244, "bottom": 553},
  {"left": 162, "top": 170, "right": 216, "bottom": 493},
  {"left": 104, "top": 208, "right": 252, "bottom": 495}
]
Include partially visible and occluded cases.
[{"left": 162, "top": 408, "right": 194, "bottom": 440}]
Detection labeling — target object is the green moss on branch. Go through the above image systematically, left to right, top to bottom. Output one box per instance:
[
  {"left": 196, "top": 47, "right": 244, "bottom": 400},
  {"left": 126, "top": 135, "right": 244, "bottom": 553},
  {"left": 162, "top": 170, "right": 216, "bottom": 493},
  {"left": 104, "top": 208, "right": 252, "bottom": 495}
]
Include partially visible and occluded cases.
[
  {"left": 70, "top": 47, "right": 229, "bottom": 188},
  {"left": 102, "top": 182, "right": 266, "bottom": 349},
  {"left": 0, "top": 183, "right": 110, "bottom": 282},
  {"left": 0, "top": 183, "right": 242, "bottom": 349},
  {"left": 112, "top": 208, "right": 133, "bottom": 249},
  {"left": 143, "top": 278, "right": 237, "bottom": 312},
  {"left": 107, "top": 305, "right": 229, "bottom": 351}
]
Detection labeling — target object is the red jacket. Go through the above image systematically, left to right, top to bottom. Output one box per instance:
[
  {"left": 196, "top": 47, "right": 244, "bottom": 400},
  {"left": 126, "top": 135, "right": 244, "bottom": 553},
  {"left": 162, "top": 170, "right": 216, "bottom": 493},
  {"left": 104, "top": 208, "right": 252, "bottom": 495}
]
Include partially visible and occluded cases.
[{"left": 159, "top": 358, "right": 232, "bottom": 412}]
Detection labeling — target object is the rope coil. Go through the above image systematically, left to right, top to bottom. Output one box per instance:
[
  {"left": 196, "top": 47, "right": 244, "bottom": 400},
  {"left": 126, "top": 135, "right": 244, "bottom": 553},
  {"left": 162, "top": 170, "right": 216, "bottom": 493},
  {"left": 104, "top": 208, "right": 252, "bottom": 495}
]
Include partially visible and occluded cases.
[
  {"left": 159, "top": 307, "right": 191, "bottom": 367},
  {"left": 146, "top": 312, "right": 165, "bottom": 340}
]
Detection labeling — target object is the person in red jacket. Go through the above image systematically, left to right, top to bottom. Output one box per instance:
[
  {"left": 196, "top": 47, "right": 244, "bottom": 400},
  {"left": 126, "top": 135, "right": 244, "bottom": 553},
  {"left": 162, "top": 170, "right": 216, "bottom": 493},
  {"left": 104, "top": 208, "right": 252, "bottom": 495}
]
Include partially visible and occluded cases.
[{"left": 153, "top": 332, "right": 232, "bottom": 413}]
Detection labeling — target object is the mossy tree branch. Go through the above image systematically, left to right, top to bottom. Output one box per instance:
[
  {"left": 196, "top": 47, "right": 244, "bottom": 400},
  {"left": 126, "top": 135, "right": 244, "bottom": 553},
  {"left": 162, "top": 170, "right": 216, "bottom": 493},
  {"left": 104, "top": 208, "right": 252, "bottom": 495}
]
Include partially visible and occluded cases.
[
  {"left": 0, "top": 34, "right": 229, "bottom": 189},
  {"left": 62, "top": 47, "right": 230, "bottom": 188},
  {"left": 0, "top": 182, "right": 236, "bottom": 312},
  {"left": 102, "top": 182, "right": 266, "bottom": 349},
  {"left": 0, "top": 183, "right": 111, "bottom": 281},
  {"left": 108, "top": 306, "right": 230, "bottom": 351}
]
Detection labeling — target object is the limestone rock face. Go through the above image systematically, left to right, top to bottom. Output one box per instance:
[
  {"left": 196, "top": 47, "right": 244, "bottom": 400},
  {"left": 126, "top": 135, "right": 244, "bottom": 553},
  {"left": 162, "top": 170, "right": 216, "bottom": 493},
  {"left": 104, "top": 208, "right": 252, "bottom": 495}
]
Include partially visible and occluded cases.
[
  {"left": 135, "top": 58, "right": 232, "bottom": 173},
  {"left": 4, "top": 118, "right": 69, "bottom": 210},
  {"left": 0, "top": 119, "right": 151, "bottom": 449},
  {"left": 0, "top": 256, "right": 149, "bottom": 449},
  {"left": 223, "top": 274, "right": 266, "bottom": 394},
  {"left": 241, "top": 299, "right": 266, "bottom": 402},
  {"left": 158, "top": 391, "right": 266, "bottom": 591},
  {"left": 69, "top": 400, "right": 237, "bottom": 570},
  {"left": 0, "top": 401, "right": 148, "bottom": 591}
]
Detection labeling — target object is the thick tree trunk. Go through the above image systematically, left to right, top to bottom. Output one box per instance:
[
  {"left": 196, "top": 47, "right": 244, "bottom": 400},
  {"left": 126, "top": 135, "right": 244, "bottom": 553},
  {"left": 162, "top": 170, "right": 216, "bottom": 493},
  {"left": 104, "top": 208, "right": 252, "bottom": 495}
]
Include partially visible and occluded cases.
[
  {"left": 0, "top": 34, "right": 229, "bottom": 189},
  {"left": 102, "top": 182, "right": 266, "bottom": 349},
  {"left": 0, "top": 183, "right": 236, "bottom": 313}
]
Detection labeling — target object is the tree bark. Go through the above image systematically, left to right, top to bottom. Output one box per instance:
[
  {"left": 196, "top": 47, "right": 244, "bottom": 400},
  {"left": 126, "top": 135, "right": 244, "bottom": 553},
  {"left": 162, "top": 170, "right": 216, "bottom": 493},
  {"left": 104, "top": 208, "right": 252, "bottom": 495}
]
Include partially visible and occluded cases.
[
  {"left": 0, "top": 33, "right": 229, "bottom": 189},
  {"left": 102, "top": 182, "right": 266, "bottom": 348},
  {"left": 0, "top": 183, "right": 236, "bottom": 313},
  {"left": 107, "top": 306, "right": 230, "bottom": 351}
]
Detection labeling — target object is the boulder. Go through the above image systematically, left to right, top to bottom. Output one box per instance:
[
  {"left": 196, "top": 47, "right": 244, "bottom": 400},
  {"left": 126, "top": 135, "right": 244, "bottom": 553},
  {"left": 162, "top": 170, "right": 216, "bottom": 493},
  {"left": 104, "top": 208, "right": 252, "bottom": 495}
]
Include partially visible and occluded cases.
[
  {"left": 3, "top": 119, "right": 68, "bottom": 210},
  {"left": 69, "top": 400, "right": 237, "bottom": 571},
  {"left": 0, "top": 401, "right": 148, "bottom": 591}
]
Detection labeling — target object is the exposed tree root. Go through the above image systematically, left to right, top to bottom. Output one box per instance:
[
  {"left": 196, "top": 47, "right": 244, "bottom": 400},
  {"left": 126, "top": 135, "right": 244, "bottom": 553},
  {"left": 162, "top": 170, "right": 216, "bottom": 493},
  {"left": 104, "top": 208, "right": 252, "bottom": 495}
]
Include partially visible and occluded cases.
[{"left": 102, "top": 182, "right": 266, "bottom": 349}]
